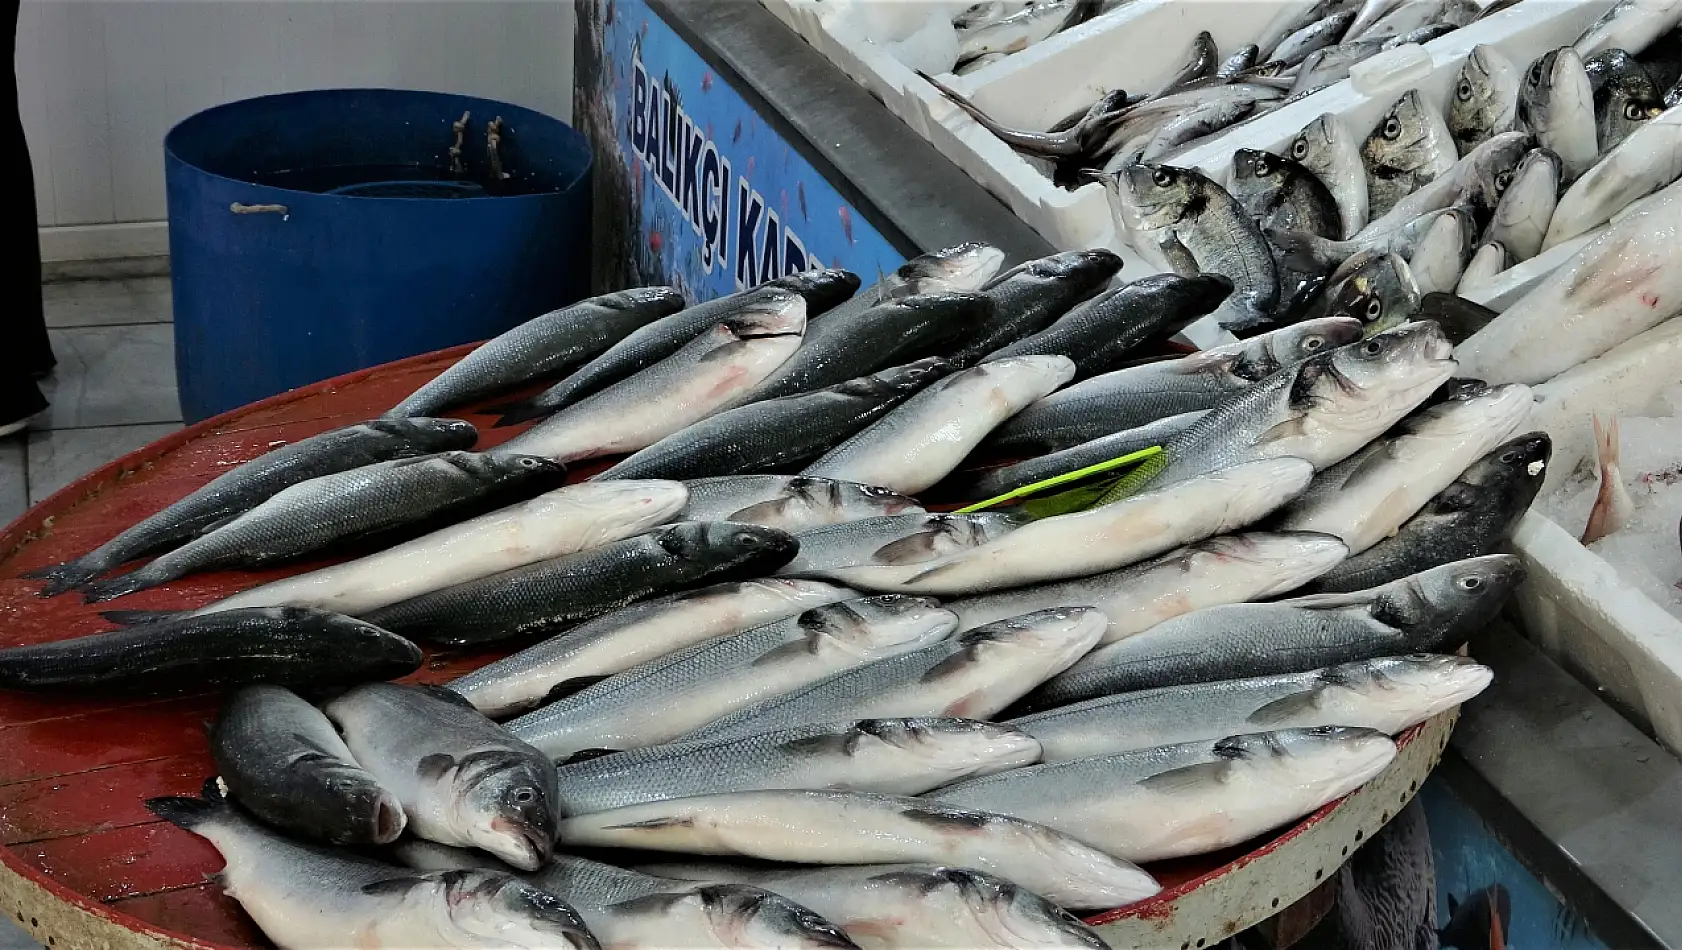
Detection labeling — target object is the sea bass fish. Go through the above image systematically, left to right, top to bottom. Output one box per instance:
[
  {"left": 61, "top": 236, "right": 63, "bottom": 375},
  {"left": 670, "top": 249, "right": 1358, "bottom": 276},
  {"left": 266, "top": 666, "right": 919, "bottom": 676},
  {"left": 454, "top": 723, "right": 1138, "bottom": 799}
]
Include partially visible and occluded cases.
[
  {"left": 1518, "top": 47, "right": 1598, "bottom": 179},
  {"left": 1544, "top": 102, "right": 1682, "bottom": 248},
  {"left": 811, "top": 243, "right": 1005, "bottom": 327},
  {"left": 949, "top": 250, "right": 1123, "bottom": 365},
  {"left": 943, "top": 410, "right": 1207, "bottom": 501},
  {"left": 678, "top": 476, "right": 922, "bottom": 532},
  {"left": 778, "top": 513, "right": 1024, "bottom": 578}
]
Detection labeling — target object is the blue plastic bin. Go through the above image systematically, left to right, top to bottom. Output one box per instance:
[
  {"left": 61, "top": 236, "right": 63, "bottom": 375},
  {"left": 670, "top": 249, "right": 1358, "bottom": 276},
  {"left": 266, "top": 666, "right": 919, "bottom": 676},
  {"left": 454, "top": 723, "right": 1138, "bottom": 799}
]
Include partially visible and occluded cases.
[{"left": 164, "top": 88, "right": 592, "bottom": 422}]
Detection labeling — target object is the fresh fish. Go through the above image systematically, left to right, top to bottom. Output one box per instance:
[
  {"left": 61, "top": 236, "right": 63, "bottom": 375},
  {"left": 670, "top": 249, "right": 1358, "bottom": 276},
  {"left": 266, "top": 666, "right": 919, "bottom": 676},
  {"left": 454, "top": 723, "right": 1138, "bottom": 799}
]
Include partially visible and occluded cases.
[
  {"left": 956, "top": 0, "right": 1096, "bottom": 61},
  {"left": 1258, "top": 0, "right": 1359, "bottom": 60},
  {"left": 1344, "top": 0, "right": 1408, "bottom": 42},
  {"left": 1355, "top": 0, "right": 1477, "bottom": 40},
  {"left": 1575, "top": 0, "right": 1682, "bottom": 60},
  {"left": 954, "top": 1, "right": 1028, "bottom": 32},
  {"left": 1273, "top": 11, "right": 1357, "bottom": 67},
  {"left": 1380, "top": 21, "right": 1457, "bottom": 47},
  {"left": 1153, "top": 30, "right": 1222, "bottom": 96},
  {"left": 1291, "top": 40, "right": 1386, "bottom": 95},
  {"left": 1218, "top": 44, "right": 1262, "bottom": 81},
  {"left": 1448, "top": 45, "right": 1521, "bottom": 155},
  {"left": 1518, "top": 48, "right": 1598, "bottom": 180},
  {"left": 1590, "top": 49, "right": 1666, "bottom": 151},
  {"left": 925, "top": 78, "right": 1127, "bottom": 158},
  {"left": 1362, "top": 90, "right": 1458, "bottom": 218},
  {"left": 1138, "top": 94, "right": 1263, "bottom": 163},
  {"left": 1545, "top": 103, "right": 1682, "bottom": 247},
  {"left": 1287, "top": 113, "right": 1369, "bottom": 238},
  {"left": 1231, "top": 148, "right": 1342, "bottom": 239},
  {"left": 1481, "top": 148, "right": 1559, "bottom": 262},
  {"left": 1114, "top": 163, "right": 1281, "bottom": 332},
  {"left": 1456, "top": 177, "right": 1682, "bottom": 383},
  {"left": 1407, "top": 206, "right": 1474, "bottom": 295},
  {"left": 1458, "top": 241, "right": 1510, "bottom": 293},
  {"left": 825, "top": 244, "right": 1004, "bottom": 327},
  {"left": 1310, "top": 249, "right": 1423, "bottom": 334},
  {"left": 950, "top": 251, "right": 1122, "bottom": 365},
  {"left": 773, "top": 269, "right": 868, "bottom": 318},
  {"left": 984, "top": 273, "right": 1235, "bottom": 379},
  {"left": 386, "top": 288, "right": 685, "bottom": 418},
  {"left": 740, "top": 294, "right": 993, "bottom": 404},
  {"left": 495, "top": 296, "right": 807, "bottom": 462},
  {"left": 984, "top": 318, "right": 1363, "bottom": 457},
  {"left": 1144, "top": 321, "right": 1458, "bottom": 488},
  {"left": 802, "top": 356, "right": 1074, "bottom": 494},
  {"left": 597, "top": 360, "right": 951, "bottom": 480},
  {"left": 1275, "top": 380, "right": 1532, "bottom": 554},
  {"left": 944, "top": 410, "right": 1208, "bottom": 501},
  {"left": 1582, "top": 413, "right": 1635, "bottom": 543},
  {"left": 24, "top": 417, "right": 478, "bottom": 597},
  {"left": 1309, "top": 432, "right": 1549, "bottom": 592},
  {"left": 77, "top": 451, "right": 569, "bottom": 603},
  {"left": 832, "top": 457, "right": 1315, "bottom": 596},
  {"left": 679, "top": 475, "right": 923, "bottom": 531},
  {"left": 175, "top": 480, "right": 686, "bottom": 622},
  {"left": 778, "top": 513, "right": 1024, "bottom": 577},
  {"left": 363, "top": 521, "right": 799, "bottom": 646},
  {"left": 946, "top": 531, "right": 1349, "bottom": 643},
  {"left": 1021, "top": 555, "right": 1526, "bottom": 705},
  {"left": 450, "top": 579, "right": 854, "bottom": 718},
  {"left": 504, "top": 596, "right": 958, "bottom": 759},
  {"left": 0, "top": 606, "right": 420, "bottom": 694},
  {"left": 690, "top": 608, "right": 1106, "bottom": 742},
  {"left": 1010, "top": 655, "right": 1493, "bottom": 760},
  {"left": 325, "top": 683, "right": 559, "bottom": 870},
  {"left": 211, "top": 685, "right": 405, "bottom": 845},
  {"left": 553, "top": 718, "right": 1041, "bottom": 814},
  {"left": 928, "top": 727, "right": 1397, "bottom": 862},
  {"left": 145, "top": 787, "right": 597, "bottom": 950},
  {"left": 555, "top": 789, "right": 1160, "bottom": 911},
  {"left": 393, "top": 844, "right": 859, "bottom": 950},
  {"left": 640, "top": 863, "right": 1108, "bottom": 950}
]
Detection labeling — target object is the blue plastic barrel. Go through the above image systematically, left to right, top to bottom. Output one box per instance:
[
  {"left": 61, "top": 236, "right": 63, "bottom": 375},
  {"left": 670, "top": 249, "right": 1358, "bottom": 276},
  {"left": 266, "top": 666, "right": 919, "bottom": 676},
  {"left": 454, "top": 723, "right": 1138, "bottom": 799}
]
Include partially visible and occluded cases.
[{"left": 164, "top": 89, "right": 592, "bottom": 422}]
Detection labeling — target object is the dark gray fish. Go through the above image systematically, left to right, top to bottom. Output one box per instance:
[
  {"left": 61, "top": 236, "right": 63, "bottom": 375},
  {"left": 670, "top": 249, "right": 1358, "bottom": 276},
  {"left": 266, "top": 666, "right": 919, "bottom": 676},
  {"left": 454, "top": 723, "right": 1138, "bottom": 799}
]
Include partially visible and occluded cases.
[
  {"left": 1272, "top": 11, "right": 1357, "bottom": 67},
  {"left": 1380, "top": 21, "right": 1456, "bottom": 47},
  {"left": 1155, "top": 30, "right": 1221, "bottom": 96},
  {"left": 1217, "top": 44, "right": 1261, "bottom": 81},
  {"left": 1448, "top": 45, "right": 1521, "bottom": 156},
  {"left": 1588, "top": 48, "right": 1665, "bottom": 151},
  {"left": 923, "top": 72, "right": 1130, "bottom": 160},
  {"left": 1362, "top": 90, "right": 1457, "bottom": 218},
  {"left": 1232, "top": 148, "right": 1342, "bottom": 238},
  {"left": 822, "top": 244, "right": 1005, "bottom": 327},
  {"left": 1307, "top": 249, "right": 1422, "bottom": 335},
  {"left": 950, "top": 250, "right": 1124, "bottom": 365},
  {"left": 769, "top": 269, "right": 866, "bottom": 318},
  {"left": 984, "top": 273, "right": 1235, "bottom": 379},
  {"left": 386, "top": 288, "right": 685, "bottom": 418},
  {"left": 737, "top": 293, "right": 996, "bottom": 404},
  {"left": 595, "top": 359, "right": 952, "bottom": 480},
  {"left": 941, "top": 411, "right": 1207, "bottom": 501},
  {"left": 24, "top": 417, "right": 478, "bottom": 596},
  {"left": 1308, "top": 431, "right": 1549, "bottom": 592},
  {"left": 78, "top": 451, "right": 570, "bottom": 603},
  {"left": 362, "top": 521, "right": 799, "bottom": 646},
  {"left": 1017, "top": 555, "right": 1527, "bottom": 708},
  {"left": 0, "top": 606, "right": 422, "bottom": 694},
  {"left": 211, "top": 685, "right": 406, "bottom": 845},
  {"left": 1333, "top": 799, "right": 1438, "bottom": 950}
]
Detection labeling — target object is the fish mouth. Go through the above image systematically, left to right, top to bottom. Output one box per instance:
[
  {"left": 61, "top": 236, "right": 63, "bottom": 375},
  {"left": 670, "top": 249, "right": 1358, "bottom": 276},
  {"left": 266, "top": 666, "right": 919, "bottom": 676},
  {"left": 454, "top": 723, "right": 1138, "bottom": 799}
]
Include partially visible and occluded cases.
[
  {"left": 373, "top": 797, "right": 407, "bottom": 844},
  {"left": 491, "top": 818, "right": 554, "bottom": 870}
]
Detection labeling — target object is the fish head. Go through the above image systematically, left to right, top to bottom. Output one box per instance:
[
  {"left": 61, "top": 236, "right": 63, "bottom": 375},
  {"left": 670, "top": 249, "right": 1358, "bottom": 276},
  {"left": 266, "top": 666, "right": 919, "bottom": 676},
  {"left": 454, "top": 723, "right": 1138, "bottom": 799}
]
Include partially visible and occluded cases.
[
  {"left": 1450, "top": 45, "right": 1520, "bottom": 150},
  {"left": 1521, "top": 47, "right": 1593, "bottom": 131},
  {"left": 1361, "top": 89, "right": 1439, "bottom": 170},
  {"left": 1287, "top": 112, "right": 1350, "bottom": 175},
  {"left": 1460, "top": 131, "right": 1536, "bottom": 216},
  {"left": 1231, "top": 148, "right": 1293, "bottom": 195},
  {"left": 1119, "top": 163, "right": 1209, "bottom": 231},
  {"left": 895, "top": 242, "right": 1007, "bottom": 294},
  {"left": 1018, "top": 249, "right": 1125, "bottom": 287},
  {"left": 1322, "top": 252, "right": 1421, "bottom": 333},
  {"left": 770, "top": 267, "right": 863, "bottom": 313},
  {"left": 1147, "top": 273, "right": 1236, "bottom": 317},
  {"left": 597, "top": 285, "right": 688, "bottom": 313},
  {"left": 721, "top": 288, "right": 809, "bottom": 340},
  {"left": 890, "top": 292, "right": 998, "bottom": 338},
  {"left": 1253, "top": 318, "right": 1366, "bottom": 378},
  {"left": 1318, "top": 319, "right": 1457, "bottom": 411},
  {"left": 856, "top": 357, "right": 954, "bottom": 399},
  {"left": 1411, "top": 382, "right": 1534, "bottom": 445},
  {"left": 368, "top": 416, "right": 482, "bottom": 451},
  {"left": 1443, "top": 430, "right": 1551, "bottom": 517},
  {"left": 478, "top": 452, "right": 571, "bottom": 491},
  {"left": 559, "top": 479, "right": 691, "bottom": 545},
  {"left": 677, "top": 521, "right": 802, "bottom": 577},
  {"left": 1199, "top": 531, "right": 1351, "bottom": 596},
  {"left": 1402, "top": 553, "right": 1527, "bottom": 647},
  {"left": 801, "top": 594, "right": 957, "bottom": 659},
  {"left": 959, "top": 606, "right": 1108, "bottom": 668},
  {"left": 312, "top": 611, "right": 426, "bottom": 671},
  {"left": 1334, "top": 654, "right": 1495, "bottom": 724},
  {"left": 840, "top": 718, "right": 1043, "bottom": 778},
  {"left": 1220, "top": 726, "right": 1397, "bottom": 795},
  {"left": 450, "top": 751, "right": 558, "bottom": 871},
  {"left": 879, "top": 867, "right": 1109, "bottom": 950},
  {"left": 438, "top": 871, "right": 597, "bottom": 949},
  {"left": 636, "top": 884, "right": 859, "bottom": 950}
]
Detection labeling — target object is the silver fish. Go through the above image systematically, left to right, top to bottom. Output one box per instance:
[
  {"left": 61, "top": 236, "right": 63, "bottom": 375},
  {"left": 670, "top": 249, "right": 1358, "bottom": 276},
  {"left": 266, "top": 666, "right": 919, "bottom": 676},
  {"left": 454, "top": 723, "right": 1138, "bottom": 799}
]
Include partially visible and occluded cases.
[
  {"left": 957, "top": 0, "right": 1095, "bottom": 61},
  {"left": 1354, "top": 0, "right": 1476, "bottom": 40},
  {"left": 1574, "top": 0, "right": 1682, "bottom": 60},
  {"left": 1272, "top": 11, "right": 1357, "bottom": 67},
  {"left": 1153, "top": 30, "right": 1222, "bottom": 97},
  {"left": 1518, "top": 48, "right": 1598, "bottom": 180},
  {"left": 1590, "top": 48, "right": 1666, "bottom": 151},
  {"left": 1362, "top": 90, "right": 1458, "bottom": 218},
  {"left": 1545, "top": 102, "right": 1682, "bottom": 248},
  {"left": 1287, "top": 113, "right": 1369, "bottom": 238},
  {"left": 1483, "top": 147, "right": 1561, "bottom": 261},
  {"left": 1231, "top": 148, "right": 1342, "bottom": 238},
  {"left": 1407, "top": 206, "right": 1474, "bottom": 295},
  {"left": 1457, "top": 240, "right": 1510, "bottom": 293},
  {"left": 1310, "top": 249, "right": 1422, "bottom": 334},
  {"left": 678, "top": 475, "right": 922, "bottom": 531},
  {"left": 779, "top": 513, "right": 1024, "bottom": 577},
  {"left": 946, "top": 531, "right": 1349, "bottom": 643},
  {"left": 447, "top": 578, "right": 854, "bottom": 718},
  {"left": 504, "top": 596, "right": 957, "bottom": 758},
  {"left": 1009, "top": 654, "right": 1493, "bottom": 761},
  {"left": 553, "top": 718, "right": 1041, "bottom": 813},
  {"left": 928, "top": 727, "right": 1398, "bottom": 862},
  {"left": 555, "top": 789, "right": 1161, "bottom": 911}
]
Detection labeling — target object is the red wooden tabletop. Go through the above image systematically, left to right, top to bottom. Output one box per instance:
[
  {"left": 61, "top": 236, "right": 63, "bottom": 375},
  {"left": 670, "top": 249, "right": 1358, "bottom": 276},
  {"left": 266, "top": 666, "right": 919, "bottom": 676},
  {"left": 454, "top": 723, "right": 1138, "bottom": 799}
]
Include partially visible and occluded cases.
[{"left": 0, "top": 346, "right": 1395, "bottom": 949}]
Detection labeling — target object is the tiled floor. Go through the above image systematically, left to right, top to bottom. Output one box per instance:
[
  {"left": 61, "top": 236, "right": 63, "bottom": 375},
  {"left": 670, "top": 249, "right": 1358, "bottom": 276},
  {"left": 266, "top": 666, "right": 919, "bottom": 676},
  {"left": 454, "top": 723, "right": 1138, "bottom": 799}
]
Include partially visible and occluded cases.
[
  {"left": 0, "top": 277, "right": 180, "bottom": 949},
  {"left": 1, "top": 277, "right": 182, "bottom": 522}
]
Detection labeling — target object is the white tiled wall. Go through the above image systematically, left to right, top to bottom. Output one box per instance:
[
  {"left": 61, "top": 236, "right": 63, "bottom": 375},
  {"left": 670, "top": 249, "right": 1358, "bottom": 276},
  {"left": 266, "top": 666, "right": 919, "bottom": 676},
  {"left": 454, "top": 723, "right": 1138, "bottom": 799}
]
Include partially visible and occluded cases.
[{"left": 16, "top": 0, "right": 575, "bottom": 231}]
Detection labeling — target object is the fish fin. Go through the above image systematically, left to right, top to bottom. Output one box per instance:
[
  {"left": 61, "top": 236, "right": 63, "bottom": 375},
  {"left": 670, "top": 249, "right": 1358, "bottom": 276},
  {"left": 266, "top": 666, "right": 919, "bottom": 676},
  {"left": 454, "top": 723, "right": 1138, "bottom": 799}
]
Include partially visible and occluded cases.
[
  {"left": 1417, "top": 292, "right": 1498, "bottom": 345},
  {"left": 489, "top": 400, "right": 558, "bottom": 428},
  {"left": 1581, "top": 413, "right": 1628, "bottom": 544},
  {"left": 1255, "top": 414, "right": 1311, "bottom": 445},
  {"left": 871, "top": 532, "right": 944, "bottom": 565},
  {"left": 21, "top": 562, "right": 99, "bottom": 597},
  {"left": 77, "top": 570, "right": 157, "bottom": 604},
  {"left": 98, "top": 609, "right": 181, "bottom": 626},
  {"left": 750, "top": 637, "right": 819, "bottom": 667},
  {"left": 920, "top": 647, "right": 980, "bottom": 682},
  {"left": 540, "top": 677, "right": 608, "bottom": 705},
  {"left": 416, "top": 684, "right": 478, "bottom": 711},
  {"left": 1245, "top": 688, "right": 1329, "bottom": 725},
  {"left": 777, "top": 733, "right": 853, "bottom": 757},
  {"left": 558, "top": 748, "right": 620, "bottom": 765},
  {"left": 416, "top": 753, "right": 457, "bottom": 781},
  {"left": 1138, "top": 761, "right": 1232, "bottom": 793},
  {"left": 145, "top": 794, "right": 223, "bottom": 830},
  {"left": 899, "top": 804, "right": 991, "bottom": 831},
  {"left": 602, "top": 816, "right": 696, "bottom": 830},
  {"left": 362, "top": 876, "right": 431, "bottom": 896}
]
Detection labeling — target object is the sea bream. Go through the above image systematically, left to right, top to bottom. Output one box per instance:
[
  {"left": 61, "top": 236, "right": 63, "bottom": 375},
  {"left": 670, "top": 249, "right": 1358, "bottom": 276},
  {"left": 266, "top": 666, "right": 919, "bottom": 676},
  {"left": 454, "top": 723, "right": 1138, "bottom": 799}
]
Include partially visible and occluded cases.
[
  {"left": 1448, "top": 45, "right": 1521, "bottom": 155},
  {"left": 1589, "top": 48, "right": 1665, "bottom": 151},
  {"left": 1362, "top": 90, "right": 1458, "bottom": 218},
  {"left": 1287, "top": 112, "right": 1370, "bottom": 239},
  {"left": 1482, "top": 148, "right": 1560, "bottom": 261},
  {"left": 1407, "top": 207, "right": 1475, "bottom": 296},
  {"left": 1457, "top": 241, "right": 1510, "bottom": 294},
  {"left": 1306, "top": 248, "right": 1422, "bottom": 335},
  {"left": 385, "top": 287, "right": 686, "bottom": 418},
  {"left": 495, "top": 294, "right": 808, "bottom": 462},
  {"left": 24, "top": 417, "right": 477, "bottom": 596},
  {"left": 77, "top": 451, "right": 570, "bottom": 603},
  {"left": 677, "top": 475, "right": 922, "bottom": 532},
  {"left": 944, "top": 531, "right": 1350, "bottom": 643},
  {"left": 1019, "top": 555, "right": 1526, "bottom": 707},
  {"left": 448, "top": 578, "right": 855, "bottom": 718},
  {"left": 503, "top": 596, "right": 958, "bottom": 759},
  {"left": 687, "top": 608, "right": 1107, "bottom": 742},
  {"left": 1008, "top": 654, "right": 1493, "bottom": 761},
  {"left": 325, "top": 683, "right": 560, "bottom": 871},
  {"left": 552, "top": 718, "right": 1041, "bottom": 814},
  {"left": 927, "top": 727, "right": 1397, "bottom": 862},
  {"left": 145, "top": 787, "right": 598, "bottom": 950},
  {"left": 555, "top": 789, "right": 1160, "bottom": 911}
]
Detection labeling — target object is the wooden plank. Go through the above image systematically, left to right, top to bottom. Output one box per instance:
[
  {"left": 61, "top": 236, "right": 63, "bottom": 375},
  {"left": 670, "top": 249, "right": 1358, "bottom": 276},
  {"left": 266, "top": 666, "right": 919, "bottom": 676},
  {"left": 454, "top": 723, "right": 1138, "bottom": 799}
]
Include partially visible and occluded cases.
[
  {"left": 0, "top": 699, "right": 213, "bottom": 785},
  {"left": 0, "top": 757, "right": 208, "bottom": 846},
  {"left": 19, "top": 822, "right": 216, "bottom": 903},
  {"left": 108, "top": 885, "right": 265, "bottom": 950}
]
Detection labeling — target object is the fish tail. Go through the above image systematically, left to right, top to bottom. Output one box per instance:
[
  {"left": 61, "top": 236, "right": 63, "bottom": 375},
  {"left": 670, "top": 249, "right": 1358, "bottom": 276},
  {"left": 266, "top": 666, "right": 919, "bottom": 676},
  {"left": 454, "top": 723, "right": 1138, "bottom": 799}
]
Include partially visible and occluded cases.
[
  {"left": 488, "top": 399, "right": 557, "bottom": 428},
  {"left": 1581, "top": 413, "right": 1627, "bottom": 544},
  {"left": 1096, "top": 452, "right": 1170, "bottom": 505},
  {"left": 21, "top": 561, "right": 100, "bottom": 597},
  {"left": 78, "top": 568, "right": 164, "bottom": 605},
  {"left": 99, "top": 609, "right": 183, "bottom": 626},
  {"left": 145, "top": 790, "right": 226, "bottom": 831}
]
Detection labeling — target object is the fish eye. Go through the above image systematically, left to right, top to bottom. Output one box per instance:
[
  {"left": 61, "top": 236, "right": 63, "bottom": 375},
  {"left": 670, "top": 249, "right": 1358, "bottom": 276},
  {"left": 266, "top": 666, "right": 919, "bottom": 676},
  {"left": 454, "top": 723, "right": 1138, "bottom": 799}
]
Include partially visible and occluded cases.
[
  {"left": 1528, "top": 61, "right": 1545, "bottom": 85},
  {"left": 1456, "top": 79, "right": 1474, "bottom": 101},
  {"left": 1626, "top": 101, "right": 1649, "bottom": 120},
  {"left": 1383, "top": 117, "right": 1402, "bottom": 139},
  {"left": 1291, "top": 137, "right": 1309, "bottom": 158},
  {"left": 1253, "top": 155, "right": 1273, "bottom": 176},
  {"left": 1151, "top": 168, "right": 1174, "bottom": 187},
  {"left": 1494, "top": 170, "right": 1512, "bottom": 191},
  {"left": 1364, "top": 298, "right": 1383, "bottom": 320},
  {"left": 1301, "top": 335, "right": 1326, "bottom": 351},
  {"left": 1361, "top": 339, "right": 1383, "bottom": 355},
  {"left": 1499, "top": 450, "right": 1519, "bottom": 463},
  {"left": 519, "top": 457, "right": 542, "bottom": 467},
  {"left": 736, "top": 532, "right": 764, "bottom": 547},
  {"left": 1458, "top": 575, "right": 1484, "bottom": 590},
  {"left": 512, "top": 787, "right": 537, "bottom": 804}
]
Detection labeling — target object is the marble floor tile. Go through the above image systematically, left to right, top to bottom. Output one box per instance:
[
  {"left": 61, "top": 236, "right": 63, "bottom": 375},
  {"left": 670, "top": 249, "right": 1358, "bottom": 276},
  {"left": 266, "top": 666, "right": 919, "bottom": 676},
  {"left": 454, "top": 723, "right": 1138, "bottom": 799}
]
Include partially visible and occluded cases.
[
  {"left": 43, "top": 276, "right": 173, "bottom": 328},
  {"left": 37, "top": 324, "right": 181, "bottom": 430},
  {"left": 26, "top": 424, "right": 182, "bottom": 505}
]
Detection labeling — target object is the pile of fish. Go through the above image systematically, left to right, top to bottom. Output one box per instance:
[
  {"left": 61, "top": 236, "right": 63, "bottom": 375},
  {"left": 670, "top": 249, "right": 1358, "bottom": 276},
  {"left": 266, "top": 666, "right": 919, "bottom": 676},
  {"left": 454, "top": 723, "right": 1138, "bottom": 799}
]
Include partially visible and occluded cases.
[
  {"left": 816, "top": 0, "right": 1112, "bottom": 78},
  {"left": 0, "top": 239, "right": 1539, "bottom": 949}
]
